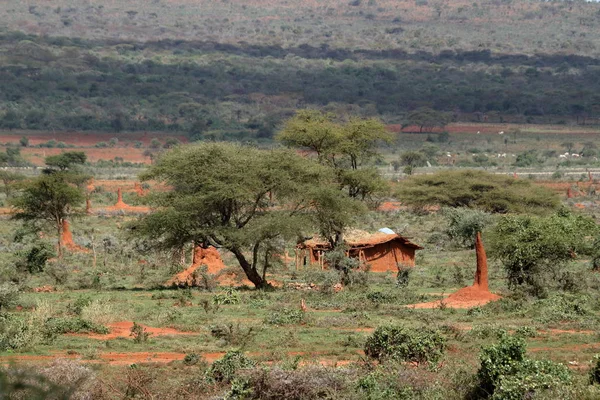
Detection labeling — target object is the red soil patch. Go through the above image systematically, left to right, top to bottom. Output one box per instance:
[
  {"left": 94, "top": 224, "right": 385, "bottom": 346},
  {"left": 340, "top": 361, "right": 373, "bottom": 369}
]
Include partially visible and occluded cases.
[
  {"left": 0, "top": 131, "right": 187, "bottom": 147},
  {"left": 20, "top": 147, "right": 151, "bottom": 166},
  {"left": 86, "top": 178, "right": 96, "bottom": 192},
  {"left": 535, "top": 181, "right": 593, "bottom": 196},
  {"left": 134, "top": 182, "right": 148, "bottom": 196},
  {"left": 378, "top": 201, "right": 402, "bottom": 211},
  {"left": 408, "top": 232, "right": 501, "bottom": 309},
  {"left": 167, "top": 245, "right": 228, "bottom": 287},
  {"left": 33, "top": 285, "right": 56, "bottom": 293},
  {"left": 409, "top": 286, "right": 501, "bottom": 309},
  {"left": 67, "top": 321, "right": 195, "bottom": 340},
  {"left": 332, "top": 327, "right": 375, "bottom": 333},
  {"left": 542, "top": 329, "right": 595, "bottom": 335},
  {"left": 530, "top": 343, "right": 600, "bottom": 353},
  {"left": 1, "top": 350, "right": 362, "bottom": 367},
  {"left": 97, "top": 352, "right": 187, "bottom": 365}
]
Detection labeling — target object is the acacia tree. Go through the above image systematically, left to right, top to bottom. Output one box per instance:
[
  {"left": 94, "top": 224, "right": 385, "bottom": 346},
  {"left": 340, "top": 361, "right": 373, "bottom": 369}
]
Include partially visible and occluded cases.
[
  {"left": 402, "top": 107, "right": 451, "bottom": 133},
  {"left": 278, "top": 110, "right": 392, "bottom": 201},
  {"left": 277, "top": 111, "right": 389, "bottom": 246},
  {"left": 128, "top": 142, "right": 342, "bottom": 289},
  {"left": 44, "top": 151, "right": 87, "bottom": 171},
  {"left": 399, "top": 151, "right": 427, "bottom": 175},
  {"left": 0, "top": 170, "right": 25, "bottom": 199},
  {"left": 396, "top": 170, "right": 559, "bottom": 214},
  {"left": 11, "top": 172, "right": 85, "bottom": 258}
]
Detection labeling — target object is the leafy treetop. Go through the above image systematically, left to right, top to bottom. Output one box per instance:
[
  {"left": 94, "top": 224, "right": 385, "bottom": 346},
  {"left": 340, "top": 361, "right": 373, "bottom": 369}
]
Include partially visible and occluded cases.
[{"left": 396, "top": 170, "right": 559, "bottom": 214}]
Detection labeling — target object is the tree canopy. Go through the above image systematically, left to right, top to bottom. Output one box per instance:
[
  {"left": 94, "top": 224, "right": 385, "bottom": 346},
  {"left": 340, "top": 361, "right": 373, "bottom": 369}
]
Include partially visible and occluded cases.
[
  {"left": 402, "top": 107, "right": 451, "bottom": 133},
  {"left": 277, "top": 110, "right": 392, "bottom": 202},
  {"left": 129, "top": 142, "right": 358, "bottom": 288},
  {"left": 44, "top": 152, "right": 87, "bottom": 171},
  {"left": 396, "top": 170, "right": 559, "bottom": 214},
  {"left": 11, "top": 172, "right": 85, "bottom": 257},
  {"left": 488, "top": 210, "right": 599, "bottom": 292}
]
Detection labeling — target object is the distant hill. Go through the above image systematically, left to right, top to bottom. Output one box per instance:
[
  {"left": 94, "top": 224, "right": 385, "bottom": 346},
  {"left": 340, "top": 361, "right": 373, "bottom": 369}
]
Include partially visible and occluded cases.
[
  {"left": 1, "top": 0, "right": 599, "bottom": 137},
  {"left": 3, "top": 0, "right": 600, "bottom": 56}
]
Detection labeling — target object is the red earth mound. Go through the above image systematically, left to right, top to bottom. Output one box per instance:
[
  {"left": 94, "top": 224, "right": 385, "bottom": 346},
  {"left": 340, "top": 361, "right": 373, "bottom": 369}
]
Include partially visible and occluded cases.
[
  {"left": 103, "top": 188, "right": 151, "bottom": 213},
  {"left": 61, "top": 220, "right": 89, "bottom": 253},
  {"left": 408, "top": 232, "right": 501, "bottom": 309},
  {"left": 167, "top": 245, "right": 228, "bottom": 287},
  {"left": 67, "top": 321, "right": 195, "bottom": 340}
]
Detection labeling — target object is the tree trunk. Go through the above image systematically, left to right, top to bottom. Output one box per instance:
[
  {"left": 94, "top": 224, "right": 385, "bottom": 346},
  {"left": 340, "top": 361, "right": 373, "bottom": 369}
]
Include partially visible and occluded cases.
[
  {"left": 56, "top": 222, "right": 63, "bottom": 259},
  {"left": 230, "top": 247, "right": 267, "bottom": 289}
]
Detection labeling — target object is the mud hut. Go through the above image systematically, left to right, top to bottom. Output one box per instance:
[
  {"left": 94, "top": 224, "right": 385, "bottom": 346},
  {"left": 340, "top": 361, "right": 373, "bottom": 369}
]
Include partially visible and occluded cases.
[{"left": 296, "top": 230, "right": 423, "bottom": 272}]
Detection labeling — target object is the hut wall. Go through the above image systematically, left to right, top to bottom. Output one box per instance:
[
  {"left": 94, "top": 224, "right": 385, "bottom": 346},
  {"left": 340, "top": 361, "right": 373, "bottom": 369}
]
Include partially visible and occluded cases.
[{"left": 362, "top": 242, "right": 416, "bottom": 272}]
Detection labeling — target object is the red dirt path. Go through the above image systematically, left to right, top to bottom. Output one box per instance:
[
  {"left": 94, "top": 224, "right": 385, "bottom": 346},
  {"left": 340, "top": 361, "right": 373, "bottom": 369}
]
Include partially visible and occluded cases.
[
  {"left": 0, "top": 131, "right": 187, "bottom": 147},
  {"left": 67, "top": 321, "right": 195, "bottom": 340},
  {"left": 0, "top": 350, "right": 363, "bottom": 366}
]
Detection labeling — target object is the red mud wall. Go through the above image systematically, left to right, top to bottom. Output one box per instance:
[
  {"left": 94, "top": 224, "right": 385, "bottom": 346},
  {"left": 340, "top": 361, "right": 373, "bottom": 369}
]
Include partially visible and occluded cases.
[{"left": 362, "top": 243, "right": 415, "bottom": 272}]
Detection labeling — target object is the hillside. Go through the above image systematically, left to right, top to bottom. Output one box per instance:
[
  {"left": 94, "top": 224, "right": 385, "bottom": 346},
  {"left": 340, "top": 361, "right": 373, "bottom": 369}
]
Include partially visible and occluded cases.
[
  {"left": 1, "top": 0, "right": 600, "bottom": 137},
  {"left": 3, "top": 0, "right": 600, "bottom": 56}
]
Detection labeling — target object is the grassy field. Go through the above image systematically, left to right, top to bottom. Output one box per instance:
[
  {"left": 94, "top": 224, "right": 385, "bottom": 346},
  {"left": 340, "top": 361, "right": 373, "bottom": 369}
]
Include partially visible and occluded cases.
[
  {"left": 1, "top": 125, "right": 600, "bottom": 398},
  {"left": 2, "top": 183, "right": 600, "bottom": 398}
]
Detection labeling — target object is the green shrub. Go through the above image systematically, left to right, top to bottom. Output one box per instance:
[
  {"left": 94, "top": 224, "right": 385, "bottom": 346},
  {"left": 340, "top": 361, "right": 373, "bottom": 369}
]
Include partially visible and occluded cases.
[
  {"left": 489, "top": 211, "right": 599, "bottom": 291},
  {"left": 16, "top": 241, "right": 55, "bottom": 273},
  {"left": 44, "top": 263, "right": 70, "bottom": 285},
  {"left": 396, "top": 264, "right": 411, "bottom": 288},
  {"left": 0, "top": 282, "right": 20, "bottom": 311},
  {"left": 212, "top": 288, "right": 240, "bottom": 305},
  {"left": 366, "top": 291, "right": 397, "bottom": 304},
  {"left": 534, "top": 293, "right": 591, "bottom": 324},
  {"left": 67, "top": 296, "right": 92, "bottom": 316},
  {"left": 264, "top": 308, "right": 306, "bottom": 326},
  {"left": 0, "top": 313, "right": 42, "bottom": 351},
  {"left": 43, "top": 317, "right": 109, "bottom": 337},
  {"left": 130, "top": 322, "right": 150, "bottom": 343},
  {"left": 209, "top": 323, "right": 257, "bottom": 347},
  {"left": 364, "top": 325, "right": 446, "bottom": 365},
  {"left": 468, "top": 325, "right": 507, "bottom": 340},
  {"left": 514, "top": 326, "right": 537, "bottom": 338},
  {"left": 477, "top": 335, "right": 571, "bottom": 399},
  {"left": 206, "top": 350, "right": 255, "bottom": 383},
  {"left": 184, "top": 353, "right": 201, "bottom": 366},
  {"left": 589, "top": 355, "right": 600, "bottom": 385},
  {"left": 0, "top": 366, "right": 70, "bottom": 398}
]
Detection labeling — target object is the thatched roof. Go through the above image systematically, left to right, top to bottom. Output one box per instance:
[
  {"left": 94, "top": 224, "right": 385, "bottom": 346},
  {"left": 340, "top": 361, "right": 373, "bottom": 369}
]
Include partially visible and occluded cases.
[{"left": 299, "top": 229, "right": 423, "bottom": 250}]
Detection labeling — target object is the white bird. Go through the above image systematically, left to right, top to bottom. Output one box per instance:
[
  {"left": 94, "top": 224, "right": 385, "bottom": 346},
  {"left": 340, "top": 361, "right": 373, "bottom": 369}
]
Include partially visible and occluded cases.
[
  {"left": 476, "top": 131, "right": 481, "bottom": 134},
  {"left": 498, "top": 131, "right": 504, "bottom": 135},
  {"left": 559, "top": 154, "right": 567, "bottom": 159},
  {"left": 572, "top": 154, "right": 580, "bottom": 157}
]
